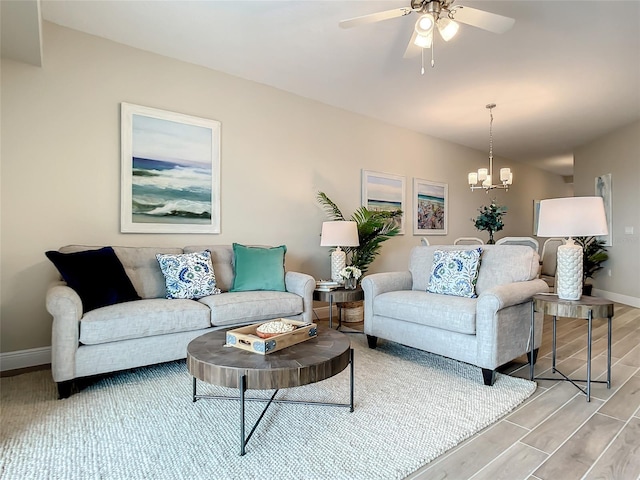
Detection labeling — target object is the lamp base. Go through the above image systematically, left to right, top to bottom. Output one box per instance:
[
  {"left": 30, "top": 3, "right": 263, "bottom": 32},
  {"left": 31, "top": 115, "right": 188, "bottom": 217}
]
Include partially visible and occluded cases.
[
  {"left": 556, "top": 239, "right": 583, "bottom": 301},
  {"left": 330, "top": 247, "right": 346, "bottom": 283}
]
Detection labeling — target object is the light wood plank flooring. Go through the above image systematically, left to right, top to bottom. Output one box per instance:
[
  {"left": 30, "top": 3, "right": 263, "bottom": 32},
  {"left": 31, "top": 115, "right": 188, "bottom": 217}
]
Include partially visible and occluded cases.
[
  {"left": 406, "top": 302, "right": 640, "bottom": 480},
  {"left": 5, "top": 304, "right": 638, "bottom": 479}
]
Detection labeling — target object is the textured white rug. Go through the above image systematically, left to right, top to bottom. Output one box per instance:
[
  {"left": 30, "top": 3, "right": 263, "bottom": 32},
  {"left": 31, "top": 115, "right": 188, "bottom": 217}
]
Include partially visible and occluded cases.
[{"left": 1, "top": 335, "right": 535, "bottom": 480}]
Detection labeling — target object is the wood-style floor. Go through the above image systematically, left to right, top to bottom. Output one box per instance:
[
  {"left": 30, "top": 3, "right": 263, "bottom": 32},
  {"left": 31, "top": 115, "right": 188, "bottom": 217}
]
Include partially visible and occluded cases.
[
  {"left": 406, "top": 302, "right": 640, "bottom": 480},
  {"left": 5, "top": 304, "right": 638, "bottom": 479}
]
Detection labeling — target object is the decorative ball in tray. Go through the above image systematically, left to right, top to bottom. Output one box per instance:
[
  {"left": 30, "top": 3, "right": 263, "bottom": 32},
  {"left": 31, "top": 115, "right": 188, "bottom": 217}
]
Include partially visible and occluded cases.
[{"left": 255, "top": 320, "right": 296, "bottom": 339}]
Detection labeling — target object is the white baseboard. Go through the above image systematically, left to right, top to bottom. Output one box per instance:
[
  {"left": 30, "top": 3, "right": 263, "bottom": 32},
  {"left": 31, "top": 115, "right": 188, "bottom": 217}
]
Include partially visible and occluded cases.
[
  {"left": 592, "top": 289, "right": 640, "bottom": 308},
  {"left": 0, "top": 346, "right": 51, "bottom": 372}
]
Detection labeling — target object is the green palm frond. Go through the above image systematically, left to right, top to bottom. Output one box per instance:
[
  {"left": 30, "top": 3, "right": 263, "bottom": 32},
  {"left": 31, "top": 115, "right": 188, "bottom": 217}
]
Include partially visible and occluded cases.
[
  {"left": 316, "top": 192, "right": 345, "bottom": 221},
  {"left": 318, "top": 193, "right": 401, "bottom": 276}
]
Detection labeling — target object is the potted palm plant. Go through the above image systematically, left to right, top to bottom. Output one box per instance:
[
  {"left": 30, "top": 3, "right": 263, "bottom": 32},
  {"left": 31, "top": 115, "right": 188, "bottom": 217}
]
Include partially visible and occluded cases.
[
  {"left": 317, "top": 191, "right": 402, "bottom": 322},
  {"left": 317, "top": 192, "right": 402, "bottom": 275},
  {"left": 574, "top": 236, "right": 609, "bottom": 295}
]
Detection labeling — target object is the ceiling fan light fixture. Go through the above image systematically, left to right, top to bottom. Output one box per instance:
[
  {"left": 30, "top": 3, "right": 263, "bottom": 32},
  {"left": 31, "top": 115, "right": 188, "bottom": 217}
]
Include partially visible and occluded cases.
[
  {"left": 415, "top": 14, "right": 435, "bottom": 36},
  {"left": 437, "top": 17, "right": 459, "bottom": 41},
  {"left": 414, "top": 32, "right": 433, "bottom": 48}
]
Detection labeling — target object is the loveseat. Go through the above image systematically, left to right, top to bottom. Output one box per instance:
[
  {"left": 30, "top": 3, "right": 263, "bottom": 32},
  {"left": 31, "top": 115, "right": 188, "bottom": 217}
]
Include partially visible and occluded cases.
[
  {"left": 45, "top": 244, "right": 315, "bottom": 398},
  {"left": 362, "top": 244, "right": 548, "bottom": 385}
]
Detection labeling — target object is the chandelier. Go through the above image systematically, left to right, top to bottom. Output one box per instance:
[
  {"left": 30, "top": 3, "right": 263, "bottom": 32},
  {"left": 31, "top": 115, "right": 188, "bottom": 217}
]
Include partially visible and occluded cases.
[{"left": 468, "top": 103, "right": 512, "bottom": 191}]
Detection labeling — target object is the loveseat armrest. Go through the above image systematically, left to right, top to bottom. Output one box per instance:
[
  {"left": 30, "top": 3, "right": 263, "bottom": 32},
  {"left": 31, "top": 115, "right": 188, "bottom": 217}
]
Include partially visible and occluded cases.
[
  {"left": 285, "top": 271, "right": 316, "bottom": 323},
  {"left": 362, "top": 271, "right": 413, "bottom": 326},
  {"left": 475, "top": 278, "right": 549, "bottom": 369},
  {"left": 477, "top": 279, "right": 549, "bottom": 312},
  {"left": 45, "top": 282, "right": 83, "bottom": 382}
]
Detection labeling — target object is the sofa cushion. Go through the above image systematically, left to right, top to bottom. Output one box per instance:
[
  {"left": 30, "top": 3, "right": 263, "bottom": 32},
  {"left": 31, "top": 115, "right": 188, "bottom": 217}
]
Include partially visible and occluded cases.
[
  {"left": 230, "top": 243, "right": 287, "bottom": 292},
  {"left": 410, "top": 244, "right": 540, "bottom": 295},
  {"left": 59, "top": 245, "right": 185, "bottom": 299},
  {"left": 184, "top": 245, "right": 234, "bottom": 291},
  {"left": 46, "top": 247, "right": 140, "bottom": 312},
  {"left": 427, "top": 248, "right": 482, "bottom": 298},
  {"left": 156, "top": 250, "right": 221, "bottom": 299},
  {"left": 373, "top": 290, "right": 477, "bottom": 334},
  {"left": 198, "top": 291, "right": 303, "bottom": 326},
  {"left": 79, "top": 298, "right": 211, "bottom": 345}
]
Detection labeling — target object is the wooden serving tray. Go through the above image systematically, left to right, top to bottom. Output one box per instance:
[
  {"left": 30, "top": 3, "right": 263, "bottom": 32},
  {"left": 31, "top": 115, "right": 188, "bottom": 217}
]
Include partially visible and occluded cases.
[{"left": 225, "top": 319, "right": 318, "bottom": 355}]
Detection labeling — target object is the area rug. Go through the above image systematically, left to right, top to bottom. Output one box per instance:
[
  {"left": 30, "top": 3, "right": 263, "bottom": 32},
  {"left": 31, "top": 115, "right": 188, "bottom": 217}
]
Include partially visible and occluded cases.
[{"left": 0, "top": 335, "right": 535, "bottom": 480}]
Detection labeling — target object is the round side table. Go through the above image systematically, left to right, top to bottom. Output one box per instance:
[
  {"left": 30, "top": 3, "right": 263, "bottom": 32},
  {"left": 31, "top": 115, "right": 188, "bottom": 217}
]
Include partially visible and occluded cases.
[
  {"left": 313, "top": 286, "right": 364, "bottom": 329},
  {"left": 530, "top": 294, "right": 614, "bottom": 402}
]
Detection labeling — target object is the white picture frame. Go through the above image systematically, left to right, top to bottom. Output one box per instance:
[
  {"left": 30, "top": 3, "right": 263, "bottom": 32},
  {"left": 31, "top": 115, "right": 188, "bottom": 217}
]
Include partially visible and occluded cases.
[
  {"left": 121, "top": 103, "right": 221, "bottom": 234},
  {"left": 361, "top": 170, "right": 406, "bottom": 235},
  {"left": 595, "top": 173, "right": 612, "bottom": 246},
  {"left": 413, "top": 178, "right": 448, "bottom": 235}
]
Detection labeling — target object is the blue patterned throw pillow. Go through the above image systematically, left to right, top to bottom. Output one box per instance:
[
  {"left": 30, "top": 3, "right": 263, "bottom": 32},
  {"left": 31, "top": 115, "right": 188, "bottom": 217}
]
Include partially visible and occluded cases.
[
  {"left": 427, "top": 248, "right": 482, "bottom": 298},
  {"left": 156, "top": 250, "right": 221, "bottom": 299}
]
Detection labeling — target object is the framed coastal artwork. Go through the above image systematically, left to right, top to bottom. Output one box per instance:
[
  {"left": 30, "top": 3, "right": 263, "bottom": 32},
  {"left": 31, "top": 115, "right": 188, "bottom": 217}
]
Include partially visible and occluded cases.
[
  {"left": 120, "top": 103, "right": 221, "bottom": 234},
  {"left": 361, "top": 170, "right": 406, "bottom": 234},
  {"left": 595, "top": 173, "right": 612, "bottom": 246},
  {"left": 413, "top": 178, "right": 448, "bottom": 235}
]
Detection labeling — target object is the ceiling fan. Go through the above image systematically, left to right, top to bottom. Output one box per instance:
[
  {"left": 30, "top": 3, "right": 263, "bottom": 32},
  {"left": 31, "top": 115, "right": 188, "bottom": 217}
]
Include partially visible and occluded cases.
[{"left": 339, "top": 0, "right": 515, "bottom": 72}]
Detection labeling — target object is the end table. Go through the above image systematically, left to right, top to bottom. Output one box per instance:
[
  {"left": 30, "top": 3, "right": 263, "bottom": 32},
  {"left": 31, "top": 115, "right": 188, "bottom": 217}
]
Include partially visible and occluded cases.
[
  {"left": 313, "top": 286, "right": 364, "bottom": 330},
  {"left": 530, "top": 294, "right": 614, "bottom": 402}
]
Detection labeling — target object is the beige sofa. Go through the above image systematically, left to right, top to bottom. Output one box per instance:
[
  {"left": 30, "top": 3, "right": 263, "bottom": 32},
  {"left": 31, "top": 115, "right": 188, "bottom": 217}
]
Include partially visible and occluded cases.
[
  {"left": 46, "top": 244, "right": 315, "bottom": 398},
  {"left": 362, "top": 245, "right": 548, "bottom": 385}
]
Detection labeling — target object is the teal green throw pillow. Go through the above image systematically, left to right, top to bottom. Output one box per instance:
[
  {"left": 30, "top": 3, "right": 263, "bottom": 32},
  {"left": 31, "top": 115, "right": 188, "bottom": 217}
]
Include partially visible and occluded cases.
[{"left": 230, "top": 243, "right": 287, "bottom": 292}]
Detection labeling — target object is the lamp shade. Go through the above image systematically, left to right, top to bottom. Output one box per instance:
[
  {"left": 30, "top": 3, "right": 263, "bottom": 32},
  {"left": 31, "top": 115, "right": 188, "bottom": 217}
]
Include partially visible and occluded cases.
[
  {"left": 537, "top": 196, "right": 608, "bottom": 300},
  {"left": 537, "top": 197, "right": 608, "bottom": 238},
  {"left": 320, "top": 221, "right": 360, "bottom": 247}
]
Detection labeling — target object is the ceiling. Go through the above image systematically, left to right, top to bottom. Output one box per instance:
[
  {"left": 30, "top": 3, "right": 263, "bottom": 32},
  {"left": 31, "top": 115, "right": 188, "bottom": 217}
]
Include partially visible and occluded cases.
[{"left": 9, "top": 1, "right": 640, "bottom": 176}]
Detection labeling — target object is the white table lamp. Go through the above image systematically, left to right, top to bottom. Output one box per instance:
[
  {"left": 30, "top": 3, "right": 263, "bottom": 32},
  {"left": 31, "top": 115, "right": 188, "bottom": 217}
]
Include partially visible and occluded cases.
[
  {"left": 536, "top": 197, "right": 608, "bottom": 300},
  {"left": 320, "top": 221, "right": 360, "bottom": 282}
]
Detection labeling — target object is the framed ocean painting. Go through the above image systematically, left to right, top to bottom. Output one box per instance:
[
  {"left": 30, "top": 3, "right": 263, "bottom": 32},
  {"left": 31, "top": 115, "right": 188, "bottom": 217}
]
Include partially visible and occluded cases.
[
  {"left": 120, "top": 103, "right": 221, "bottom": 234},
  {"left": 361, "top": 170, "right": 406, "bottom": 234},
  {"left": 413, "top": 178, "right": 448, "bottom": 235}
]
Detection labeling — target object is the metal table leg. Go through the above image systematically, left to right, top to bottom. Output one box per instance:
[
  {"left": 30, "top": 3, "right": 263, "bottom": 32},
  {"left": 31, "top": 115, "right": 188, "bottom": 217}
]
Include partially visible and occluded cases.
[
  {"left": 530, "top": 300, "right": 535, "bottom": 381},
  {"left": 586, "top": 310, "right": 593, "bottom": 402},
  {"left": 552, "top": 315, "right": 557, "bottom": 373},
  {"left": 607, "top": 316, "right": 612, "bottom": 389}
]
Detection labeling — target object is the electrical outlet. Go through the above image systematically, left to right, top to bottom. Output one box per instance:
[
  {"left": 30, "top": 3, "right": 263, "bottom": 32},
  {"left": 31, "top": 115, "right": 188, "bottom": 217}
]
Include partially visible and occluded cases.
[
  {"left": 625, "top": 226, "right": 634, "bottom": 235},
  {"left": 608, "top": 269, "right": 612, "bottom": 277}
]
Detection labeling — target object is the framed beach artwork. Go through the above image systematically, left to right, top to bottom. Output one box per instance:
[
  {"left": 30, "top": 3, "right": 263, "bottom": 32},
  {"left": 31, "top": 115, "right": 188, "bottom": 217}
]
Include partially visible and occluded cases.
[
  {"left": 120, "top": 103, "right": 221, "bottom": 234},
  {"left": 361, "top": 170, "right": 406, "bottom": 234},
  {"left": 595, "top": 173, "right": 612, "bottom": 246},
  {"left": 413, "top": 178, "right": 448, "bottom": 235}
]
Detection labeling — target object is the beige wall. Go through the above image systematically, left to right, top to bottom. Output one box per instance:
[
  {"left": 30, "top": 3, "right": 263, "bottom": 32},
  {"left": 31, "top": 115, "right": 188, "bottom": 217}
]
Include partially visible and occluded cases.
[
  {"left": 1, "top": 23, "right": 568, "bottom": 353},
  {"left": 574, "top": 121, "right": 640, "bottom": 305}
]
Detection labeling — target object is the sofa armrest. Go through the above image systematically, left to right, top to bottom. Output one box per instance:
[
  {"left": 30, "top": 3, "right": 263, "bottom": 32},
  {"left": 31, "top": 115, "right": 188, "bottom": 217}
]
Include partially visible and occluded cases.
[
  {"left": 285, "top": 271, "right": 316, "bottom": 323},
  {"left": 362, "top": 271, "right": 413, "bottom": 326},
  {"left": 475, "top": 278, "right": 549, "bottom": 368},
  {"left": 477, "top": 279, "right": 549, "bottom": 313},
  {"left": 45, "top": 282, "right": 83, "bottom": 382}
]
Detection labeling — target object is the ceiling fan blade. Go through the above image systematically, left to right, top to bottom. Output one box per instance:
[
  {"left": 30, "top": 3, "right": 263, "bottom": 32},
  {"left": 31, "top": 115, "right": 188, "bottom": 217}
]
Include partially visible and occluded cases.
[
  {"left": 450, "top": 5, "right": 515, "bottom": 34},
  {"left": 339, "top": 7, "right": 413, "bottom": 29},
  {"left": 404, "top": 31, "right": 421, "bottom": 58}
]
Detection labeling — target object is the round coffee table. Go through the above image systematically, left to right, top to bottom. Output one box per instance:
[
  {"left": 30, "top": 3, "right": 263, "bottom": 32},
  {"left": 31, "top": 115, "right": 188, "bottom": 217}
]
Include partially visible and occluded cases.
[{"left": 187, "top": 327, "right": 354, "bottom": 455}]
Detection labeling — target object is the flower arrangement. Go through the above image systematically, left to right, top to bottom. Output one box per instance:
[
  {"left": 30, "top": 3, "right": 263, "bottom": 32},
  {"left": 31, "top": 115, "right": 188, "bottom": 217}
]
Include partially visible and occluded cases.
[
  {"left": 473, "top": 201, "right": 507, "bottom": 244},
  {"left": 339, "top": 265, "right": 361, "bottom": 290},
  {"left": 339, "top": 266, "right": 362, "bottom": 280}
]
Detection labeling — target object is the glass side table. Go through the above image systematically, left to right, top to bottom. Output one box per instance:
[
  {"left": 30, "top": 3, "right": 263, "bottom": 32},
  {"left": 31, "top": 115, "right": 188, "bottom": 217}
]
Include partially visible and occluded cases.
[
  {"left": 313, "top": 286, "right": 364, "bottom": 330},
  {"left": 530, "top": 293, "right": 614, "bottom": 402}
]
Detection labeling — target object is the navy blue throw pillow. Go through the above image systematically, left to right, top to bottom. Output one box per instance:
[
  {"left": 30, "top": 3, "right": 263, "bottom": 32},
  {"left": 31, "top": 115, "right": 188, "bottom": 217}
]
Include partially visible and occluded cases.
[{"left": 45, "top": 247, "right": 140, "bottom": 312}]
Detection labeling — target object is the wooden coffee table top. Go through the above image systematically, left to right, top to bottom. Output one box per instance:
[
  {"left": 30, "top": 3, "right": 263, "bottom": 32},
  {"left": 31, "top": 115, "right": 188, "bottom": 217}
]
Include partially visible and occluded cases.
[{"left": 187, "top": 327, "right": 351, "bottom": 390}]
